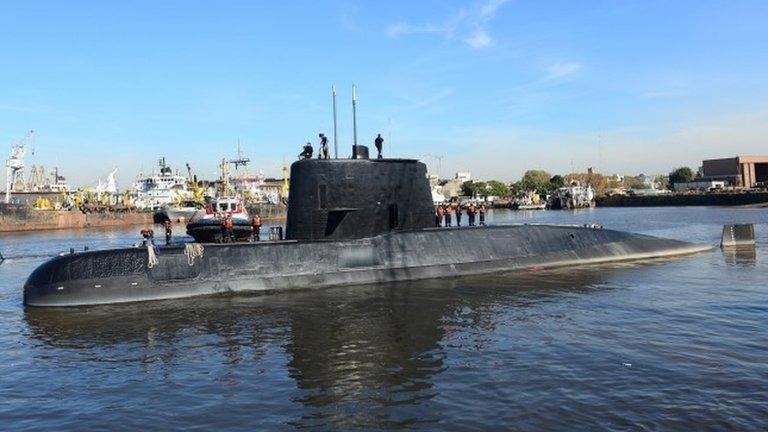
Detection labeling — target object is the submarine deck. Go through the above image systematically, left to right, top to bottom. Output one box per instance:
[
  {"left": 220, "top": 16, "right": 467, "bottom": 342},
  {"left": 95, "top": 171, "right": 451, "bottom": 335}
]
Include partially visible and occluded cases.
[{"left": 23, "top": 224, "right": 713, "bottom": 307}]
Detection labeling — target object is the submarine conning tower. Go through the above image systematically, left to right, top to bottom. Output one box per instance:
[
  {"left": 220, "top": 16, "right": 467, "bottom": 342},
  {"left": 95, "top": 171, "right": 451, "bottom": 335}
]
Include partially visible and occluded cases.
[{"left": 285, "top": 146, "right": 435, "bottom": 241}]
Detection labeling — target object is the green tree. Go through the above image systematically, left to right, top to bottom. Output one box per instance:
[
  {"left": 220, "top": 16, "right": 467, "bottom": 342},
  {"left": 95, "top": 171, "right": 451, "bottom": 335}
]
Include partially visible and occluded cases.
[
  {"left": 669, "top": 167, "right": 694, "bottom": 185},
  {"left": 521, "top": 170, "right": 552, "bottom": 193},
  {"left": 549, "top": 175, "right": 565, "bottom": 189},
  {"left": 461, "top": 180, "right": 487, "bottom": 197},
  {"left": 486, "top": 180, "right": 510, "bottom": 197},
  {"left": 509, "top": 181, "right": 523, "bottom": 195}
]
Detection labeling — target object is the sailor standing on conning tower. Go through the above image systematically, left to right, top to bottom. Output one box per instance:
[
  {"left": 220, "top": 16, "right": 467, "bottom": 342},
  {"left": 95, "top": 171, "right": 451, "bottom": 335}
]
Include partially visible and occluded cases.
[
  {"left": 318, "top": 133, "right": 329, "bottom": 160},
  {"left": 374, "top": 134, "right": 384, "bottom": 159}
]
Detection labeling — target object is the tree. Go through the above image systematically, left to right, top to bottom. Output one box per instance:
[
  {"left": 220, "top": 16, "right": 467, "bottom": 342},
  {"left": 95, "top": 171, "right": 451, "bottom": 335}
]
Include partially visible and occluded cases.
[
  {"left": 669, "top": 167, "right": 694, "bottom": 186},
  {"left": 521, "top": 170, "right": 552, "bottom": 193},
  {"left": 549, "top": 175, "right": 565, "bottom": 189},
  {"left": 624, "top": 176, "right": 650, "bottom": 190},
  {"left": 461, "top": 180, "right": 486, "bottom": 197},
  {"left": 486, "top": 180, "right": 510, "bottom": 198},
  {"left": 509, "top": 181, "right": 524, "bottom": 195}
]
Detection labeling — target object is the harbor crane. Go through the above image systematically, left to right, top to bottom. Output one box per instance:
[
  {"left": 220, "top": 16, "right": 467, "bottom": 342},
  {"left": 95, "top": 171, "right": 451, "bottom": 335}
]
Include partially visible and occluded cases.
[{"left": 5, "top": 130, "right": 34, "bottom": 204}]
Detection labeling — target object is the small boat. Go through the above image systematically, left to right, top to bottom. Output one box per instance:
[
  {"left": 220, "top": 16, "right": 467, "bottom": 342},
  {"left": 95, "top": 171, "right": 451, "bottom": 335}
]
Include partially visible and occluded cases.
[
  {"left": 512, "top": 191, "right": 547, "bottom": 210},
  {"left": 186, "top": 197, "right": 253, "bottom": 243},
  {"left": 156, "top": 200, "right": 206, "bottom": 222},
  {"left": 517, "top": 203, "right": 547, "bottom": 210}
]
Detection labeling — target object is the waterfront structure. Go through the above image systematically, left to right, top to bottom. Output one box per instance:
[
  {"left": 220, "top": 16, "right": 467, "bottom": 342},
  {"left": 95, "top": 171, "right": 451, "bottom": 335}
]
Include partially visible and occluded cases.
[
  {"left": 701, "top": 155, "right": 768, "bottom": 188},
  {"left": 673, "top": 180, "right": 727, "bottom": 192}
]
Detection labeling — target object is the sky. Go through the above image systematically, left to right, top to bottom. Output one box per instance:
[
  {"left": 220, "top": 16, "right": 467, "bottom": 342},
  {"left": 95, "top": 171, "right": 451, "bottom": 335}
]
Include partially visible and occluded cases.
[{"left": 1, "top": 0, "right": 767, "bottom": 188}]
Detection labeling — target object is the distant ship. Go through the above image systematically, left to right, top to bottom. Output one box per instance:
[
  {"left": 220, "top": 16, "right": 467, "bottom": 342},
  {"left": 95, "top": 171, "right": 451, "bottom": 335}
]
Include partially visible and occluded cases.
[{"left": 133, "top": 157, "right": 190, "bottom": 211}]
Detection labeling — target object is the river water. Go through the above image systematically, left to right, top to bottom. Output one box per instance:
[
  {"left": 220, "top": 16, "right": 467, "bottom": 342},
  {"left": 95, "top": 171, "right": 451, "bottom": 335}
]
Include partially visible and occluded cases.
[{"left": 0, "top": 207, "right": 766, "bottom": 430}]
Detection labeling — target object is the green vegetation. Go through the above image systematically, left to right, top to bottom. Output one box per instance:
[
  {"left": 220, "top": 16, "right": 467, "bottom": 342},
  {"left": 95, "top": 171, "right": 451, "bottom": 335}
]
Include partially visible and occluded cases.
[
  {"left": 668, "top": 167, "right": 695, "bottom": 186},
  {"left": 521, "top": 170, "right": 552, "bottom": 193},
  {"left": 624, "top": 176, "right": 650, "bottom": 190},
  {"left": 461, "top": 180, "right": 510, "bottom": 198},
  {"left": 461, "top": 180, "right": 486, "bottom": 197},
  {"left": 486, "top": 180, "right": 510, "bottom": 198}
]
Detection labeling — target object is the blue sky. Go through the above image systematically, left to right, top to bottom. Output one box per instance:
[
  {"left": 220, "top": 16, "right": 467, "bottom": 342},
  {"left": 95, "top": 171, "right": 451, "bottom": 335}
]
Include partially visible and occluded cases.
[{"left": 1, "top": 0, "right": 767, "bottom": 187}]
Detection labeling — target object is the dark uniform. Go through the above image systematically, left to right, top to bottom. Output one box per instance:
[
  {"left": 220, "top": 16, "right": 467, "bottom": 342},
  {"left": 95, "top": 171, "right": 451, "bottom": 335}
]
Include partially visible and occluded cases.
[
  {"left": 319, "top": 134, "right": 329, "bottom": 159},
  {"left": 374, "top": 134, "right": 384, "bottom": 159},
  {"left": 299, "top": 142, "right": 313, "bottom": 159},
  {"left": 164, "top": 219, "right": 172, "bottom": 245}
]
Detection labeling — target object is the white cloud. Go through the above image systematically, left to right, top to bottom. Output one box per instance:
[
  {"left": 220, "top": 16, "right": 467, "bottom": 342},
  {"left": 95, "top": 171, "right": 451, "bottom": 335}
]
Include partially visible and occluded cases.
[
  {"left": 385, "top": 0, "right": 511, "bottom": 50},
  {"left": 385, "top": 22, "right": 443, "bottom": 38},
  {"left": 466, "top": 30, "right": 493, "bottom": 49},
  {"left": 544, "top": 61, "right": 582, "bottom": 81}
]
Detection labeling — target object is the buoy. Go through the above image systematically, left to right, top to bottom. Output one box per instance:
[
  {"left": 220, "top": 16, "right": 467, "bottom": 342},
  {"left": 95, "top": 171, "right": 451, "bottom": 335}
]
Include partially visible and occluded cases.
[{"left": 721, "top": 224, "right": 755, "bottom": 248}]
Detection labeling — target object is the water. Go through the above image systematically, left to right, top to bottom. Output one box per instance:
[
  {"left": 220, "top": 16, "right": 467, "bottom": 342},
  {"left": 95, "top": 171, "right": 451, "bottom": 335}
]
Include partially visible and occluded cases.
[{"left": 1, "top": 208, "right": 766, "bottom": 430}]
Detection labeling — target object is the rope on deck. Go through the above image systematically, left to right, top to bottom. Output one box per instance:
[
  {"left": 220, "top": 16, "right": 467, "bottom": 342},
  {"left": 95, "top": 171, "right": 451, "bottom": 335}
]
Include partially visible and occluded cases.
[
  {"left": 184, "top": 243, "right": 205, "bottom": 266},
  {"left": 147, "top": 244, "right": 159, "bottom": 268}
]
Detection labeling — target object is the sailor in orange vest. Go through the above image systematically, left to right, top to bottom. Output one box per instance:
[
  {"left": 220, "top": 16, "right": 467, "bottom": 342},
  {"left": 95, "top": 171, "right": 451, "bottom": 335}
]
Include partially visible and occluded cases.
[
  {"left": 467, "top": 203, "right": 477, "bottom": 226},
  {"left": 444, "top": 204, "right": 453, "bottom": 227},
  {"left": 455, "top": 204, "right": 463, "bottom": 227},
  {"left": 479, "top": 204, "right": 486, "bottom": 226},
  {"left": 435, "top": 205, "right": 444, "bottom": 227},
  {"left": 251, "top": 214, "right": 263, "bottom": 241},
  {"left": 221, "top": 215, "right": 234, "bottom": 243},
  {"left": 140, "top": 228, "right": 154, "bottom": 246}
]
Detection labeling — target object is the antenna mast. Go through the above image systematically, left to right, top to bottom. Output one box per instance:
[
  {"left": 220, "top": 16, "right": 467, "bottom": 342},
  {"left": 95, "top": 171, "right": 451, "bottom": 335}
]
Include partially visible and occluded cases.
[
  {"left": 352, "top": 84, "right": 358, "bottom": 148},
  {"left": 332, "top": 85, "right": 338, "bottom": 159}
]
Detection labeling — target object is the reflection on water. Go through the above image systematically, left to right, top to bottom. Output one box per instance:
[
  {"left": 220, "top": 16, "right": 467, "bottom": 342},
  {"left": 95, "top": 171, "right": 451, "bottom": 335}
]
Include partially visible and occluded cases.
[
  {"left": 3, "top": 207, "right": 768, "bottom": 430},
  {"left": 722, "top": 245, "right": 757, "bottom": 267},
  {"left": 22, "top": 270, "right": 614, "bottom": 429}
]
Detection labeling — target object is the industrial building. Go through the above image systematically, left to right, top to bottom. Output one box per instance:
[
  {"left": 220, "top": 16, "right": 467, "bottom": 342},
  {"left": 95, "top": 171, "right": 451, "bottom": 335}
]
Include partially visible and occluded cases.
[{"left": 701, "top": 156, "right": 768, "bottom": 188}]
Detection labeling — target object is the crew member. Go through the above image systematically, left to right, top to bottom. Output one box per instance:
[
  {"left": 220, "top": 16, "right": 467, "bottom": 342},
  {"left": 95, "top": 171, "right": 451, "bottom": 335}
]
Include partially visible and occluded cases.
[
  {"left": 319, "top": 133, "right": 329, "bottom": 160},
  {"left": 374, "top": 134, "right": 384, "bottom": 159},
  {"left": 299, "top": 142, "right": 313, "bottom": 159},
  {"left": 467, "top": 203, "right": 477, "bottom": 226},
  {"left": 444, "top": 204, "right": 452, "bottom": 227},
  {"left": 455, "top": 204, "right": 463, "bottom": 227},
  {"left": 479, "top": 204, "right": 486, "bottom": 226},
  {"left": 435, "top": 205, "right": 444, "bottom": 227},
  {"left": 251, "top": 214, "right": 263, "bottom": 241},
  {"left": 224, "top": 215, "right": 235, "bottom": 242},
  {"left": 164, "top": 219, "right": 173, "bottom": 245},
  {"left": 140, "top": 228, "right": 154, "bottom": 246}
]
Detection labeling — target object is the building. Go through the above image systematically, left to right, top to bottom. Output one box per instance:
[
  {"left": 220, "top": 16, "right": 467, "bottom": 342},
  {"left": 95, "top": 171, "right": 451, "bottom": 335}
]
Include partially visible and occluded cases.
[
  {"left": 701, "top": 156, "right": 768, "bottom": 188},
  {"left": 455, "top": 172, "right": 471, "bottom": 182},
  {"left": 673, "top": 180, "right": 727, "bottom": 192}
]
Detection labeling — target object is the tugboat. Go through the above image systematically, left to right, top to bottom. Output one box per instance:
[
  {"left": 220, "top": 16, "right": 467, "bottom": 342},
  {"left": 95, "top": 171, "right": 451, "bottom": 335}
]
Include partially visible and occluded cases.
[
  {"left": 22, "top": 144, "right": 712, "bottom": 307},
  {"left": 185, "top": 197, "right": 252, "bottom": 243}
]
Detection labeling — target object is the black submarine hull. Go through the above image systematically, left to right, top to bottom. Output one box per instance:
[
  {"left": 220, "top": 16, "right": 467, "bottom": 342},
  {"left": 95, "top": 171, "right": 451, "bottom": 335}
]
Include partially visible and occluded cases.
[
  {"left": 186, "top": 219, "right": 253, "bottom": 243},
  {"left": 23, "top": 224, "right": 711, "bottom": 307}
]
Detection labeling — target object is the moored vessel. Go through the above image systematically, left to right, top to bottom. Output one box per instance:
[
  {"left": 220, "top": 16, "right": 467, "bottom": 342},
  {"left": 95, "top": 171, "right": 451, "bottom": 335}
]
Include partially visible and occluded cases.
[
  {"left": 23, "top": 145, "right": 712, "bottom": 307},
  {"left": 185, "top": 197, "right": 252, "bottom": 243}
]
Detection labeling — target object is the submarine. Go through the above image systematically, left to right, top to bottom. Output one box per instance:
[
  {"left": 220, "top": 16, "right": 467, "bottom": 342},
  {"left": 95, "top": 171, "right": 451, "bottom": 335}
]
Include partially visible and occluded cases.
[{"left": 24, "top": 144, "right": 711, "bottom": 307}]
